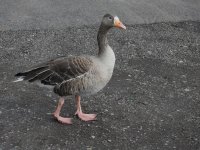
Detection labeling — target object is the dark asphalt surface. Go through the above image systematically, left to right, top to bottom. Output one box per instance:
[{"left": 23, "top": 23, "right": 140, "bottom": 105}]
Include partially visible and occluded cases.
[{"left": 0, "top": 21, "right": 200, "bottom": 149}]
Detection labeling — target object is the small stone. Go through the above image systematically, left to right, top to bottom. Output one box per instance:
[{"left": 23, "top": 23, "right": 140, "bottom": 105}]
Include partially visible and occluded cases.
[
  {"left": 147, "top": 51, "right": 152, "bottom": 55},
  {"left": 179, "top": 60, "right": 184, "bottom": 63},
  {"left": 181, "top": 75, "right": 186, "bottom": 78},
  {"left": 125, "top": 79, "right": 132, "bottom": 81},
  {"left": 183, "top": 80, "right": 187, "bottom": 83},
  {"left": 184, "top": 88, "right": 190, "bottom": 92},
  {"left": 91, "top": 135, "right": 95, "bottom": 139},
  {"left": 107, "top": 139, "right": 112, "bottom": 142},
  {"left": 164, "top": 140, "right": 169, "bottom": 145},
  {"left": 86, "top": 147, "right": 92, "bottom": 150}
]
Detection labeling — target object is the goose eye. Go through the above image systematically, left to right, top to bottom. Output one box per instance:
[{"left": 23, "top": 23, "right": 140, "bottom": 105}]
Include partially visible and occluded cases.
[{"left": 108, "top": 16, "right": 112, "bottom": 20}]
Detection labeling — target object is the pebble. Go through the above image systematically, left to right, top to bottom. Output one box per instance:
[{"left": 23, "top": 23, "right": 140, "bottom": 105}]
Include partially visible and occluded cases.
[
  {"left": 179, "top": 60, "right": 184, "bottom": 63},
  {"left": 184, "top": 88, "right": 190, "bottom": 92}
]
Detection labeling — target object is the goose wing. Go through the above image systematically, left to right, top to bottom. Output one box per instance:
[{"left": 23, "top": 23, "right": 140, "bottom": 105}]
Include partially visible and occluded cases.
[{"left": 15, "top": 56, "right": 93, "bottom": 86}]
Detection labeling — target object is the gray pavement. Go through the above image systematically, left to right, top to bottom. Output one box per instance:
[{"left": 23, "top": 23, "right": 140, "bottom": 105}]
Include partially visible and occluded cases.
[
  {"left": 0, "top": 0, "right": 200, "bottom": 150},
  {"left": 0, "top": 0, "right": 200, "bottom": 30}
]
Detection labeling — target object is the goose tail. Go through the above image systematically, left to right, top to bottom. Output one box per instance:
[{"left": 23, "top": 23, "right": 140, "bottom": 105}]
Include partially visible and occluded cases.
[{"left": 14, "top": 66, "right": 50, "bottom": 83}]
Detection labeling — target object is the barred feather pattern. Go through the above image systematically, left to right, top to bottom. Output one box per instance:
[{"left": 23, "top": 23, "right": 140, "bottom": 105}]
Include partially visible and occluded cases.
[
  {"left": 15, "top": 56, "right": 95, "bottom": 94},
  {"left": 53, "top": 66, "right": 106, "bottom": 96}
]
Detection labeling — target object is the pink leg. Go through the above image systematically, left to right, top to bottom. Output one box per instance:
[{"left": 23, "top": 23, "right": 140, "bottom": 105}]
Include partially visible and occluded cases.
[
  {"left": 75, "top": 95, "right": 96, "bottom": 121},
  {"left": 53, "top": 97, "right": 72, "bottom": 124}
]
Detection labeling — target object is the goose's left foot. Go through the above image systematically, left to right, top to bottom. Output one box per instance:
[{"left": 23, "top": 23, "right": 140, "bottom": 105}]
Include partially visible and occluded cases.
[
  {"left": 75, "top": 95, "right": 97, "bottom": 121},
  {"left": 75, "top": 111, "right": 97, "bottom": 121}
]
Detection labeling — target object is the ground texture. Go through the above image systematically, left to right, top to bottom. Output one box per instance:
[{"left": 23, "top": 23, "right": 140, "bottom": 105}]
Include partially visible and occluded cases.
[{"left": 0, "top": 21, "right": 200, "bottom": 149}]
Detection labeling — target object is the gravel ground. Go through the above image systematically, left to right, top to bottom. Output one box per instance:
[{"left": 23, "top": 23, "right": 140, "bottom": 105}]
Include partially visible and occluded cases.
[{"left": 0, "top": 21, "right": 200, "bottom": 149}]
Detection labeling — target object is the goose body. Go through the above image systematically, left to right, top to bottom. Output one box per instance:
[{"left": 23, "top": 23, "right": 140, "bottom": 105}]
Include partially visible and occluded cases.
[
  {"left": 14, "top": 14, "right": 125, "bottom": 124},
  {"left": 53, "top": 51, "right": 115, "bottom": 97}
]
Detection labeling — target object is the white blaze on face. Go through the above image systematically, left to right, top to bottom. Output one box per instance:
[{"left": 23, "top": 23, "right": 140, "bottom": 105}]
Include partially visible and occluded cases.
[{"left": 114, "top": 16, "right": 120, "bottom": 25}]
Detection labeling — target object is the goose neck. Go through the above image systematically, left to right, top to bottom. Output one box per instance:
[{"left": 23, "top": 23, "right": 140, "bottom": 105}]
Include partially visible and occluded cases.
[{"left": 97, "top": 25, "right": 110, "bottom": 56}]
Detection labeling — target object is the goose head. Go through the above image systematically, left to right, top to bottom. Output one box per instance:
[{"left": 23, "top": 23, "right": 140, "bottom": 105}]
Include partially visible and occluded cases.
[{"left": 101, "top": 14, "right": 126, "bottom": 30}]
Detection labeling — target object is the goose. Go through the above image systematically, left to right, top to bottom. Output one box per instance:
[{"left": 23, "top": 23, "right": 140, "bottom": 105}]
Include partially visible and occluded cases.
[{"left": 14, "top": 14, "right": 126, "bottom": 124}]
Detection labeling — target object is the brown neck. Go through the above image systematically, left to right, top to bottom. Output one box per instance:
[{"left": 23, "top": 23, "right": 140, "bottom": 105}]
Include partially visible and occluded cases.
[{"left": 97, "top": 24, "right": 111, "bottom": 56}]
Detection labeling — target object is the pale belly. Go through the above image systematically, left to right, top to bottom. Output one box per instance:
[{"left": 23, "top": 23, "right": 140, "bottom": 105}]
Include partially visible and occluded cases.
[
  {"left": 80, "top": 46, "right": 115, "bottom": 96},
  {"left": 79, "top": 70, "right": 113, "bottom": 96}
]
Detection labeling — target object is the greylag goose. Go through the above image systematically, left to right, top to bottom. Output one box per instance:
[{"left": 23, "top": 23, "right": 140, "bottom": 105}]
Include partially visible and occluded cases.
[{"left": 14, "top": 14, "right": 126, "bottom": 124}]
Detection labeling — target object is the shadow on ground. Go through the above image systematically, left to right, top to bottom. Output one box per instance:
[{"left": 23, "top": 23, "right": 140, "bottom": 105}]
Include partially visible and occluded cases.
[{"left": 0, "top": 21, "right": 200, "bottom": 149}]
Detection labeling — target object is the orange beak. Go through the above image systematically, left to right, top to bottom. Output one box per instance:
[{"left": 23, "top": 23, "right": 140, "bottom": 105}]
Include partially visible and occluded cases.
[{"left": 114, "top": 16, "right": 126, "bottom": 29}]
